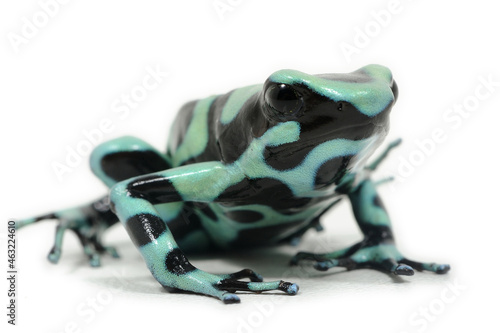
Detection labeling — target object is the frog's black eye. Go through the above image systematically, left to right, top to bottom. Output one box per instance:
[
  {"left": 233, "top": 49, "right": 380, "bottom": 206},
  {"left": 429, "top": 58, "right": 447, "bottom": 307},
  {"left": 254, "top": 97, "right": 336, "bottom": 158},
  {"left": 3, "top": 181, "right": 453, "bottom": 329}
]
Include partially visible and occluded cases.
[{"left": 264, "top": 84, "right": 303, "bottom": 117}]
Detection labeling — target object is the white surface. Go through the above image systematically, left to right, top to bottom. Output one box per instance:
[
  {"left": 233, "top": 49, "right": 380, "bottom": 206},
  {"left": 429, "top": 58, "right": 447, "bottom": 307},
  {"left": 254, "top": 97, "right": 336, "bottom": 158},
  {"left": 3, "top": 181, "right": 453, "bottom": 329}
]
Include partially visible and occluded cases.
[{"left": 1, "top": 0, "right": 498, "bottom": 332}]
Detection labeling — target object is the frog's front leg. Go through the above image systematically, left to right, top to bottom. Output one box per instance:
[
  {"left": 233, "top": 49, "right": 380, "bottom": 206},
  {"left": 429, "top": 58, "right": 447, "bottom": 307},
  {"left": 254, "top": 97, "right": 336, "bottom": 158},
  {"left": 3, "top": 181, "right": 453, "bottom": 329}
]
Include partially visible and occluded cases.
[
  {"left": 100, "top": 155, "right": 298, "bottom": 303},
  {"left": 291, "top": 179, "right": 450, "bottom": 276}
]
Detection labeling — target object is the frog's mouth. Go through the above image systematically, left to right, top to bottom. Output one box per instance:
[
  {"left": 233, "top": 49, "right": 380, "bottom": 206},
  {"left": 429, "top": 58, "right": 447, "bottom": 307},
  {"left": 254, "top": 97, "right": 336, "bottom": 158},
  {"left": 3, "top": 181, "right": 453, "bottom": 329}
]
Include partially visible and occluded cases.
[
  {"left": 312, "top": 119, "right": 387, "bottom": 144},
  {"left": 349, "top": 133, "right": 385, "bottom": 173}
]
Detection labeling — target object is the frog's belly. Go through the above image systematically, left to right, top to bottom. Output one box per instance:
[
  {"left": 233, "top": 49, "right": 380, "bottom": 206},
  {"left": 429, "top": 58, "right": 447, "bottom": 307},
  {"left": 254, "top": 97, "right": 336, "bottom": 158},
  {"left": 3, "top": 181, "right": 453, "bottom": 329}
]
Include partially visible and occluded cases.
[{"left": 193, "top": 199, "right": 338, "bottom": 248}]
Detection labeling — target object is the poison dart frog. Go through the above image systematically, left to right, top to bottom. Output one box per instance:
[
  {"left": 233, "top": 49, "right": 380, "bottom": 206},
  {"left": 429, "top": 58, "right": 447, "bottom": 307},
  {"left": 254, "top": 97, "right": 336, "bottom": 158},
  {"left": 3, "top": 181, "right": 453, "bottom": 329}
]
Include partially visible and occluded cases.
[{"left": 16, "top": 64, "right": 450, "bottom": 304}]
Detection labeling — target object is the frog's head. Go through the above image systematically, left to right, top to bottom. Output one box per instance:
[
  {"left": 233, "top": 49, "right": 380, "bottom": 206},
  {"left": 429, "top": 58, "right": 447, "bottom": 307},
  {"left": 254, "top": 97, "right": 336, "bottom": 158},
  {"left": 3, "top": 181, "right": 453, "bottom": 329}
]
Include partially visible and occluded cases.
[
  {"left": 258, "top": 64, "right": 398, "bottom": 176},
  {"left": 262, "top": 64, "right": 397, "bottom": 144}
]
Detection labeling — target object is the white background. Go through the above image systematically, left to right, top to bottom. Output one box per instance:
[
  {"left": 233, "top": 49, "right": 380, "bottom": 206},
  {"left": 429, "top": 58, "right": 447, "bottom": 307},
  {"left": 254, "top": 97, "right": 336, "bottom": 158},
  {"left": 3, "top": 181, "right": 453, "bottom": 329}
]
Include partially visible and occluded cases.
[{"left": 1, "top": 0, "right": 498, "bottom": 332}]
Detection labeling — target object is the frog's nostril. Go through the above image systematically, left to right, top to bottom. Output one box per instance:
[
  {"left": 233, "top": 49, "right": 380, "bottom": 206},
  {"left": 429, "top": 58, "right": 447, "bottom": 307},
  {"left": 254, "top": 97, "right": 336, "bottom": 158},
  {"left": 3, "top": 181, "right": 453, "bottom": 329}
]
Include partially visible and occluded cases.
[{"left": 390, "top": 80, "right": 398, "bottom": 102}]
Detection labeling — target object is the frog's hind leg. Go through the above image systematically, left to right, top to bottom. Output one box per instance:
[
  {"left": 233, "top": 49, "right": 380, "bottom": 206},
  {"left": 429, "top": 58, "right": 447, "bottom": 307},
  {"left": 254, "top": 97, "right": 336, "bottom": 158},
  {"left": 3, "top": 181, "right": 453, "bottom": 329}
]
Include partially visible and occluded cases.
[
  {"left": 90, "top": 135, "right": 173, "bottom": 188},
  {"left": 91, "top": 138, "right": 213, "bottom": 254},
  {"left": 157, "top": 203, "right": 214, "bottom": 254}
]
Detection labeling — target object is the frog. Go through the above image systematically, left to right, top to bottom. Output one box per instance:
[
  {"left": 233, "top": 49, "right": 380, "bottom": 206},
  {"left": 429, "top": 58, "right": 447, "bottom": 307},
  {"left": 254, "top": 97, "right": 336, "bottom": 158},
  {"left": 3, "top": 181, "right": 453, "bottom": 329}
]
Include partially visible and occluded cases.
[{"left": 16, "top": 64, "right": 450, "bottom": 304}]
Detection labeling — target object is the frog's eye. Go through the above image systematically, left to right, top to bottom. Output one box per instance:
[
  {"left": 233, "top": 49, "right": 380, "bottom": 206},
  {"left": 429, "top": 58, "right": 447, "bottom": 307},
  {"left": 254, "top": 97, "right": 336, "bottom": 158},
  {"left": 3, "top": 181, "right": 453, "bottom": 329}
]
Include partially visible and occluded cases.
[{"left": 264, "top": 84, "right": 303, "bottom": 117}]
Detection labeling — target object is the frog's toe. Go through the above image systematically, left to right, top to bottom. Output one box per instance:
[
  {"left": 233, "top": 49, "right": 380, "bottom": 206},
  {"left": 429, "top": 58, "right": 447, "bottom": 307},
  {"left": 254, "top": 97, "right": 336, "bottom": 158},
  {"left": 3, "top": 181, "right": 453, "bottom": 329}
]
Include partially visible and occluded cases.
[
  {"left": 289, "top": 237, "right": 301, "bottom": 246},
  {"left": 81, "top": 245, "right": 102, "bottom": 267},
  {"left": 291, "top": 245, "right": 353, "bottom": 267},
  {"left": 102, "top": 246, "right": 120, "bottom": 258},
  {"left": 354, "top": 248, "right": 450, "bottom": 276},
  {"left": 47, "top": 249, "right": 61, "bottom": 264},
  {"left": 290, "top": 251, "right": 322, "bottom": 266},
  {"left": 89, "top": 255, "right": 101, "bottom": 267},
  {"left": 369, "top": 257, "right": 415, "bottom": 276},
  {"left": 313, "top": 258, "right": 356, "bottom": 272},
  {"left": 399, "top": 259, "right": 451, "bottom": 274},
  {"left": 313, "top": 261, "right": 330, "bottom": 271},
  {"left": 393, "top": 263, "right": 414, "bottom": 276},
  {"left": 435, "top": 264, "right": 451, "bottom": 274},
  {"left": 187, "top": 268, "right": 299, "bottom": 303},
  {"left": 223, "top": 268, "right": 263, "bottom": 282},
  {"left": 218, "top": 278, "right": 299, "bottom": 295},
  {"left": 248, "top": 280, "right": 299, "bottom": 295},
  {"left": 281, "top": 282, "right": 299, "bottom": 295},
  {"left": 222, "top": 293, "right": 241, "bottom": 304}
]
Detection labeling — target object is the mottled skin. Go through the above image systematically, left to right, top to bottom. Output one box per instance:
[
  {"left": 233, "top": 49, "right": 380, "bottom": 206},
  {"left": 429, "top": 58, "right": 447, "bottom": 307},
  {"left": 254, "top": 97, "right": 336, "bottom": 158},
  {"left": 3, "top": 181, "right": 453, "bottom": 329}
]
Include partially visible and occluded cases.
[{"left": 16, "top": 65, "right": 449, "bottom": 303}]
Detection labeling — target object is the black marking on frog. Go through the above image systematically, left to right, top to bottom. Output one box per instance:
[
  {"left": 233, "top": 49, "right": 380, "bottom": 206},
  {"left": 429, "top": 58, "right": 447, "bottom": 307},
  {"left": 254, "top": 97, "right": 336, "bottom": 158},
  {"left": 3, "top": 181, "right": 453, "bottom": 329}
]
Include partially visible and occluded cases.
[
  {"left": 101, "top": 151, "right": 171, "bottom": 183},
  {"left": 314, "top": 155, "right": 354, "bottom": 188},
  {"left": 126, "top": 175, "right": 184, "bottom": 204},
  {"left": 217, "top": 177, "right": 312, "bottom": 211},
  {"left": 192, "top": 202, "right": 218, "bottom": 221},
  {"left": 224, "top": 210, "right": 264, "bottom": 223},
  {"left": 125, "top": 213, "right": 167, "bottom": 247},
  {"left": 230, "top": 220, "right": 307, "bottom": 247},
  {"left": 165, "top": 249, "right": 196, "bottom": 275}
]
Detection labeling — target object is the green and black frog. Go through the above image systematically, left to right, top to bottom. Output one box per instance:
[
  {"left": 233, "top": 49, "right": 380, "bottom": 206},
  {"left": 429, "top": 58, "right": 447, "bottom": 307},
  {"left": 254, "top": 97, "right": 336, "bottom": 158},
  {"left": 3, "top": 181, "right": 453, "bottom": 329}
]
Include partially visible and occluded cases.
[{"left": 16, "top": 64, "right": 449, "bottom": 303}]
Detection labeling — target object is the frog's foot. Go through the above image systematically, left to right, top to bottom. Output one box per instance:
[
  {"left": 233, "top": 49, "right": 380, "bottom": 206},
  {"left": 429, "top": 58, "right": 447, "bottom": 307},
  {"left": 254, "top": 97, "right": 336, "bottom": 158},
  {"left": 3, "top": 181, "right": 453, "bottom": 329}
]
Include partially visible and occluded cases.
[
  {"left": 17, "top": 196, "right": 119, "bottom": 267},
  {"left": 46, "top": 225, "right": 68, "bottom": 265},
  {"left": 45, "top": 229, "right": 99, "bottom": 267},
  {"left": 73, "top": 230, "right": 120, "bottom": 267},
  {"left": 290, "top": 240, "right": 450, "bottom": 276},
  {"left": 81, "top": 245, "right": 102, "bottom": 267},
  {"left": 101, "top": 246, "right": 120, "bottom": 258},
  {"left": 47, "top": 247, "right": 62, "bottom": 264},
  {"left": 161, "top": 268, "right": 298, "bottom": 304}
]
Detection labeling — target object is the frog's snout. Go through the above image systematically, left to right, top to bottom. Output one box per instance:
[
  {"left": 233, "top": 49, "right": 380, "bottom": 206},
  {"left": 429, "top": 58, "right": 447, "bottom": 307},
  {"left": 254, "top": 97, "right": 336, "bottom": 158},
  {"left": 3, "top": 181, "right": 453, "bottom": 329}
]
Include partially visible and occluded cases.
[{"left": 360, "top": 64, "right": 397, "bottom": 103}]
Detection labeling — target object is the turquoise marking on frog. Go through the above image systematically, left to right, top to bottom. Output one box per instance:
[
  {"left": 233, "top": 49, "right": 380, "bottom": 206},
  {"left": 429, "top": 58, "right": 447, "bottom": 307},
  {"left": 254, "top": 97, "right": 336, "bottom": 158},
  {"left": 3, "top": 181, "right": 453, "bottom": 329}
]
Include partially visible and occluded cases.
[
  {"left": 15, "top": 64, "right": 449, "bottom": 304},
  {"left": 268, "top": 64, "right": 394, "bottom": 116},
  {"left": 221, "top": 84, "right": 262, "bottom": 124},
  {"left": 172, "top": 95, "right": 217, "bottom": 166}
]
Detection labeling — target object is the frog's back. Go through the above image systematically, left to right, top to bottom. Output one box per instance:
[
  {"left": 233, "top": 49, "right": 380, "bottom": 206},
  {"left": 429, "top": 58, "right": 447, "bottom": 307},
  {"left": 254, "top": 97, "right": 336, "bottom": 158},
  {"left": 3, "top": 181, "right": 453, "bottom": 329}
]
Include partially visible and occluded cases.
[{"left": 167, "top": 84, "right": 263, "bottom": 167}]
